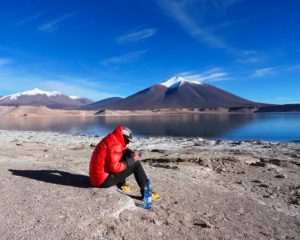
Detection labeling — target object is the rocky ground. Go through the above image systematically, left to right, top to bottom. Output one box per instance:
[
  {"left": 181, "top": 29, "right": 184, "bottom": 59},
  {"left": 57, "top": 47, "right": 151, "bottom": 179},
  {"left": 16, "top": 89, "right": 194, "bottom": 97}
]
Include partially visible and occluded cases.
[{"left": 0, "top": 130, "right": 299, "bottom": 240}]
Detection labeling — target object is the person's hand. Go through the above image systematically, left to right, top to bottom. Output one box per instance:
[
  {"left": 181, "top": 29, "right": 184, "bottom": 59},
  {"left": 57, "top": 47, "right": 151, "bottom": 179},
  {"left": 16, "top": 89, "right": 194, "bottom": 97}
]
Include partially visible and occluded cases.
[
  {"left": 124, "top": 148, "right": 134, "bottom": 158},
  {"left": 133, "top": 152, "right": 140, "bottom": 161}
]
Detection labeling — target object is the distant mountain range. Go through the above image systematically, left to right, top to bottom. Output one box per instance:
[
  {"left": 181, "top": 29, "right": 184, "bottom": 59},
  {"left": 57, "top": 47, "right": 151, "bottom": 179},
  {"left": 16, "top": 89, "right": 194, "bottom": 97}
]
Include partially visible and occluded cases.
[
  {"left": 82, "top": 76, "right": 260, "bottom": 110},
  {"left": 1, "top": 77, "right": 298, "bottom": 112},
  {"left": 0, "top": 88, "right": 93, "bottom": 109},
  {"left": 81, "top": 97, "right": 123, "bottom": 110},
  {"left": 255, "top": 103, "right": 300, "bottom": 112}
]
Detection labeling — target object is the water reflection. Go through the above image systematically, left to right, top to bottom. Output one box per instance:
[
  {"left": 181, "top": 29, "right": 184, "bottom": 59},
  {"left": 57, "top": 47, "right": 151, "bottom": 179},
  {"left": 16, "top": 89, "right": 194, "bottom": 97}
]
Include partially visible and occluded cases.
[
  {"left": 0, "top": 113, "right": 299, "bottom": 141},
  {"left": 222, "top": 113, "right": 300, "bottom": 141},
  {"left": 0, "top": 114, "right": 254, "bottom": 138},
  {"left": 99, "top": 114, "right": 256, "bottom": 138},
  {"left": 0, "top": 117, "right": 106, "bottom": 135}
]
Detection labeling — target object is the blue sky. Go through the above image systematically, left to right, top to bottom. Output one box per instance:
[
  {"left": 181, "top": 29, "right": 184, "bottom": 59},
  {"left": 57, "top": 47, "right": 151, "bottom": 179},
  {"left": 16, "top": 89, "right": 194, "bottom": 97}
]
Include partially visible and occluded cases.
[{"left": 0, "top": 0, "right": 299, "bottom": 103}]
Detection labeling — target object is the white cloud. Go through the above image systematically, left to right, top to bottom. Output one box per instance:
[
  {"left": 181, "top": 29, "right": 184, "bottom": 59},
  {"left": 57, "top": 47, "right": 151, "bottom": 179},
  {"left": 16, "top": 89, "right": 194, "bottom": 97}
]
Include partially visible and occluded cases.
[
  {"left": 154, "top": 0, "right": 267, "bottom": 65},
  {"left": 155, "top": 0, "right": 232, "bottom": 50},
  {"left": 206, "top": 0, "right": 245, "bottom": 8},
  {"left": 37, "top": 11, "right": 77, "bottom": 32},
  {"left": 204, "top": 18, "right": 245, "bottom": 33},
  {"left": 117, "top": 28, "right": 157, "bottom": 43},
  {"left": 101, "top": 50, "right": 147, "bottom": 66},
  {"left": 237, "top": 50, "right": 265, "bottom": 64},
  {"left": 253, "top": 67, "right": 276, "bottom": 77},
  {"left": 178, "top": 68, "right": 230, "bottom": 82}
]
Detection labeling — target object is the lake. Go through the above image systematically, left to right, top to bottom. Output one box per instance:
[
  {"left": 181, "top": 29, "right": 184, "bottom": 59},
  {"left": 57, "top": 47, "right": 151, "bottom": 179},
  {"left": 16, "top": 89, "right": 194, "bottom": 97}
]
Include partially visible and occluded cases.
[{"left": 0, "top": 113, "right": 299, "bottom": 142}]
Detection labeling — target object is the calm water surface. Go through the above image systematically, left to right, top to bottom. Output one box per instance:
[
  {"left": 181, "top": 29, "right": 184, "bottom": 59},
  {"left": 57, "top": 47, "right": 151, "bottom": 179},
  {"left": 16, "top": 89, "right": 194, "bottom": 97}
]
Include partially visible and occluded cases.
[{"left": 0, "top": 113, "right": 299, "bottom": 142}]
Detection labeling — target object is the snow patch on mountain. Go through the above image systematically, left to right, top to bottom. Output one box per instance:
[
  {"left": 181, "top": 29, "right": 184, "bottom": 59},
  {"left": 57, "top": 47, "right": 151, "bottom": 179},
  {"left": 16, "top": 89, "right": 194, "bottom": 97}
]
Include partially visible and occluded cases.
[
  {"left": 160, "top": 76, "right": 202, "bottom": 88},
  {"left": 0, "top": 88, "right": 62, "bottom": 100},
  {"left": 69, "top": 96, "right": 80, "bottom": 100}
]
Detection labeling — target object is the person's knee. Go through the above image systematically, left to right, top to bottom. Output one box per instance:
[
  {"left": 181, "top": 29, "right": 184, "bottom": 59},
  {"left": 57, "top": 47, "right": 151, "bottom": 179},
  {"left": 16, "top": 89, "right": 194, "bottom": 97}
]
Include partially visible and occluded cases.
[
  {"left": 135, "top": 160, "right": 143, "bottom": 169},
  {"left": 135, "top": 160, "right": 141, "bottom": 165}
]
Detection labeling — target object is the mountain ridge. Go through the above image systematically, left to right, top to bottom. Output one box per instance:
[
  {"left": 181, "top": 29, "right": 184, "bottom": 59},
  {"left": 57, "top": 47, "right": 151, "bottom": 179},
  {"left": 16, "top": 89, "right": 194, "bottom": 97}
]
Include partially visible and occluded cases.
[
  {"left": 97, "top": 76, "right": 261, "bottom": 110},
  {"left": 0, "top": 88, "right": 93, "bottom": 109},
  {"left": 81, "top": 97, "right": 123, "bottom": 110}
]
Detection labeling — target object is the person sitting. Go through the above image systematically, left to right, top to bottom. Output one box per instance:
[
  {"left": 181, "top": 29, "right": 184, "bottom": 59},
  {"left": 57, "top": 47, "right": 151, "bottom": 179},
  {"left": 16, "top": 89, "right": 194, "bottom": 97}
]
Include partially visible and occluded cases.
[{"left": 89, "top": 125, "right": 160, "bottom": 200}]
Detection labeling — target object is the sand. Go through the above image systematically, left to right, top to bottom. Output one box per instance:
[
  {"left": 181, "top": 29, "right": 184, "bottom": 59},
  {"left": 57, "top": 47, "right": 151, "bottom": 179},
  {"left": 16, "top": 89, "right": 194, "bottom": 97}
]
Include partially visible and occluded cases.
[{"left": 0, "top": 130, "right": 299, "bottom": 239}]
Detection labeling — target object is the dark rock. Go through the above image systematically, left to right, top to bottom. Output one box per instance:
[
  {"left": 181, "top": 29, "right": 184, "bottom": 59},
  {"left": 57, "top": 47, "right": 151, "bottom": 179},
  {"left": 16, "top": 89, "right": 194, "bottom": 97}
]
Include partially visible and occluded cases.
[
  {"left": 246, "top": 140, "right": 263, "bottom": 145},
  {"left": 254, "top": 140, "right": 263, "bottom": 145},
  {"left": 230, "top": 141, "right": 242, "bottom": 146},
  {"left": 194, "top": 142, "right": 205, "bottom": 146},
  {"left": 16, "top": 143, "right": 23, "bottom": 146},
  {"left": 90, "top": 143, "right": 97, "bottom": 148},
  {"left": 262, "top": 145, "right": 272, "bottom": 148},
  {"left": 151, "top": 149, "right": 165, "bottom": 153},
  {"left": 144, "top": 157, "right": 187, "bottom": 164},
  {"left": 198, "top": 158, "right": 204, "bottom": 166},
  {"left": 259, "top": 158, "right": 267, "bottom": 163},
  {"left": 260, "top": 158, "right": 285, "bottom": 166},
  {"left": 269, "top": 159, "right": 281, "bottom": 166},
  {"left": 291, "top": 161, "right": 300, "bottom": 167},
  {"left": 250, "top": 162, "right": 266, "bottom": 167},
  {"left": 149, "top": 163, "right": 178, "bottom": 170},
  {"left": 236, "top": 171, "right": 245, "bottom": 174},
  {"left": 275, "top": 174, "right": 285, "bottom": 178},
  {"left": 252, "top": 180, "right": 262, "bottom": 183},
  {"left": 235, "top": 181, "right": 243, "bottom": 185},
  {"left": 258, "top": 184, "right": 269, "bottom": 188},
  {"left": 288, "top": 189, "right": 300, "bottom": 205},
  {"left": 288, "top": 198, "right": 299, "bottom": 205},
  {"left": 193, "top": 220, "right": 211, "bottom": 228}
]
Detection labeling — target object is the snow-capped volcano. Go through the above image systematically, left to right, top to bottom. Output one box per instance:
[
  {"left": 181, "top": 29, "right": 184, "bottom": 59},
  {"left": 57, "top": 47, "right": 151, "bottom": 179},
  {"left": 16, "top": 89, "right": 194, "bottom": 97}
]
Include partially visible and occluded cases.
[
  {"left": 94, "top": 75, "right": 259, "bottom": 110},
  {"left": 160, "top": 76, "right": 202, "bottom": 88},
  {"left": 0, "top": 88, "right": 93, "bottom": 109}
]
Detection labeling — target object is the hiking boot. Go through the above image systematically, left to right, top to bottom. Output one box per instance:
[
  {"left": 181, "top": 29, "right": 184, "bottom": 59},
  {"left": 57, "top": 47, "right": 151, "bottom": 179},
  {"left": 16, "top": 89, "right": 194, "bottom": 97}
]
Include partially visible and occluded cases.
[
  {"left": 118, "top": 184, "right": 131, "bottom": 193},
  {"left": 140, "top": 189, "right": 160, "bottom": 200},
  {"left": 151, "top": 192, "right": 160, "bottom": 201}
]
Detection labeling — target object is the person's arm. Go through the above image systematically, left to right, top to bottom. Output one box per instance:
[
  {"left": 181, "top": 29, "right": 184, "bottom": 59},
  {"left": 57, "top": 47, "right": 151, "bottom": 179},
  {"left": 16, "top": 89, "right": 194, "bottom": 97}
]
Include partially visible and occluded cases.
[
  {"left": 107, "top": 144, "right": 127, "bottom": 173},
  {"left": 122, "top": 148, "right": 139, "bottom": 168},
  {"left": 123, "top": 148, "right": 134, "bottom": 158},
  {"left": 123, "top": 155, "right": 136, "bottom": 168}
]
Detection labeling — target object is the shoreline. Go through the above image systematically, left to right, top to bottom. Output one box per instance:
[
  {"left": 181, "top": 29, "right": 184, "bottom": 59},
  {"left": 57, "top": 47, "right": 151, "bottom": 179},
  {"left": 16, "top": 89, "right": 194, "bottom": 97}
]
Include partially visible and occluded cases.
[
  {"left": 1, "top": 105, "right": 300, "bottom": 118},
  {"left": 0, "top": 127, "right": 300, "bottom": 143},
  {"left": 0, "top": 130, "right": 299, "bottom": 239}
]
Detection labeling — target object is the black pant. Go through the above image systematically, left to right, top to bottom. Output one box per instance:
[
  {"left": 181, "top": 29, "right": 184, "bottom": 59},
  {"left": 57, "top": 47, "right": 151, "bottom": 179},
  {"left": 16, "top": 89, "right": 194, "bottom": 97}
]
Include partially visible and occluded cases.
[{"left": 101, "top": 160, "right": 147, "bottom": 193}]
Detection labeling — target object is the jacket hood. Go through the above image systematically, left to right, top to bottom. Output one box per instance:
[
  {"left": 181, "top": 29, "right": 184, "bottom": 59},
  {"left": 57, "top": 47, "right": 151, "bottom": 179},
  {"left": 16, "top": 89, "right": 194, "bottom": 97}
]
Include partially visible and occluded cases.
[{"left": 112, "top": 125, "right": 125, "bottom": 146}]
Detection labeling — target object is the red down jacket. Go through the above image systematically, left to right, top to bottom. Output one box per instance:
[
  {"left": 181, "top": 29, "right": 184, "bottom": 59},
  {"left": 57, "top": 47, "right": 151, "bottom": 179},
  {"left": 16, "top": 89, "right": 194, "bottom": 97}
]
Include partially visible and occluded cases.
[{"left": 89, "top": 125, "right": 127, "bottom": 187}]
